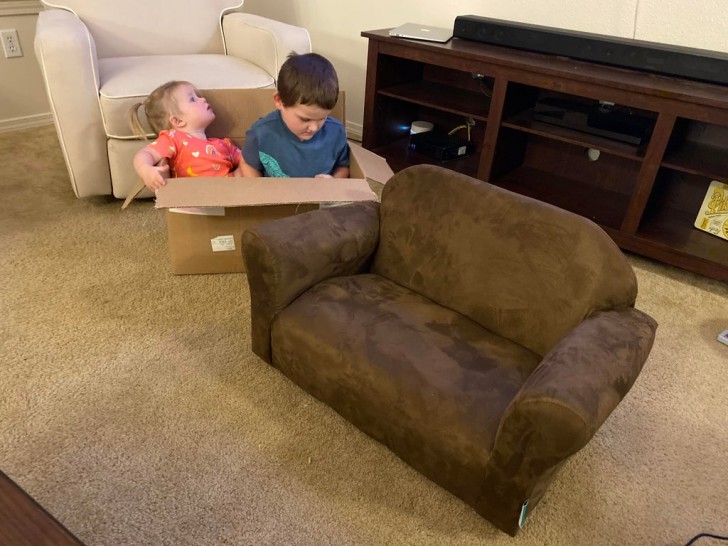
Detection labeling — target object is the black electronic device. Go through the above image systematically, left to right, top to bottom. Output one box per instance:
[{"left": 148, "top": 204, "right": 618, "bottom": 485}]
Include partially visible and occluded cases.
[
  {"left": 453, "top": 15, "right": 728, "bottom": 86},
  {"left": 533, "top": 97, "right": 655, "bottom": 145},
  {"left": 409, "top": 131, "right": 473, "bottom": 161}
]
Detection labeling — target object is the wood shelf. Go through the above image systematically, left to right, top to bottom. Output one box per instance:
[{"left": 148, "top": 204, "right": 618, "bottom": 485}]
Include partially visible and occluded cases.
[
  {"left": 362, "top": 28, "right": 728, "bottom": 281},
  {"left": 378, "top": 81, "right": 491, "bottom": 121},
  {"left": 502, "top": 110, "right": 646, "bottom": 162},
  {"left": 372, "top": 137, "right": 480, "bottom": 179},
  {"left": 662, "top": 142, "right": 728, "bottom": 181},
  {"left": 494, "top": 166, "right": 630, "bottom": 230},
  {"left": 637, "top": 206, "right": 728, "bottom": 268}
]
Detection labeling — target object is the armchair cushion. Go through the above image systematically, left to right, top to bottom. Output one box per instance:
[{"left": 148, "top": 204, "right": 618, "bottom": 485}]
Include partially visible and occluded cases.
[
  {"left": 41, "top": 0, "right": 242, "bottom": 56},
  {"left": 99, "top": 55, "right": 273, "bottom": 138}
]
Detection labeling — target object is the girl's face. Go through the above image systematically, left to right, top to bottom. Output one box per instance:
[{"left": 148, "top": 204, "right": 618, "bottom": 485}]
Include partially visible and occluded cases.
[
  {"left": 171, "top": 84, "right": 215, "bottom": 133},
  {"left": 274, "top": 93, "right": 330, "bottom": 141}
]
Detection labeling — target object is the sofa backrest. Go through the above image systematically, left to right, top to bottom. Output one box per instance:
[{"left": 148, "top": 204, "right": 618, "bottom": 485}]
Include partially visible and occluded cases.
[
  {"left": 41, "top": 0, "right": 242, "bottom": 58},
  {"left": 371, "top": 165, "right": 638, "bottom": 357}
]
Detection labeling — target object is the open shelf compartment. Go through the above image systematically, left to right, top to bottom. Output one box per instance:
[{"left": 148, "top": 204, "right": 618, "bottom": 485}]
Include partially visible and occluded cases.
[{"left": 636, "top": 169, "right": 728, "bottom": 267}]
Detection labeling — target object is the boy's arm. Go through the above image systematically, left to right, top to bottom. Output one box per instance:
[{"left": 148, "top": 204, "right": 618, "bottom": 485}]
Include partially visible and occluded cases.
[
  {"left": 241, "top": 129, "right": 264, "bottom": 177},
  {"left": 326, "top": 131, "right": 350, "bottom": 178},
  {"left": 133, "top": 146, "right": 169, "bottom": 190},
  {"left": 315, "top": 165, "right": 349, "bottom": 179},
  {"left": 331, "top": 165, "right": 350, "bottom": 178}
]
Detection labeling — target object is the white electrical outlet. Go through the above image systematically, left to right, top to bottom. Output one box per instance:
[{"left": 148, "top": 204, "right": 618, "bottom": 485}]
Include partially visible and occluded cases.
[{"left": 1, "top": 29, "right": 23, "bottom": 58}]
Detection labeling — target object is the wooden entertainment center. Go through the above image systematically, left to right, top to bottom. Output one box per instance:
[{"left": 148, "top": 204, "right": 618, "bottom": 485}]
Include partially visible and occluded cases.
[{"left": 361, "top": 28, "right": 728, "bottom": 281}]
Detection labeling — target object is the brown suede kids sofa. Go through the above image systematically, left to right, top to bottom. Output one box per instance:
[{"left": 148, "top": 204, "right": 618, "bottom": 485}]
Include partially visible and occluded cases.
[{"left": 241, "top": 164, "right": 657, "bottom": 535}]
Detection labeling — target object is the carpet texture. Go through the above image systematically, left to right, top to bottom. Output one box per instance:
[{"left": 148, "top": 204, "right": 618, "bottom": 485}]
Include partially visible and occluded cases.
[{"left": 1, "top": 125, "right": 727, "bottom": 546}]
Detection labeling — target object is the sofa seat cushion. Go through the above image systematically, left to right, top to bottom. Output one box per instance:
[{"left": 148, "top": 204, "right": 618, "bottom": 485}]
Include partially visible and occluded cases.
[
  {"left": 98, "top": 54, "right": 275, "bottom": 138},
  {"left": 271, "top": 273, "right": 542, "bottom": 501}
]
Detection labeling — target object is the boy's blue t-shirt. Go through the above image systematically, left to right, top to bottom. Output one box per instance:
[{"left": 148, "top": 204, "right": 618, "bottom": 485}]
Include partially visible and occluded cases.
[{"left": 242, "top": 110, "right": 349, "bottom": 177}]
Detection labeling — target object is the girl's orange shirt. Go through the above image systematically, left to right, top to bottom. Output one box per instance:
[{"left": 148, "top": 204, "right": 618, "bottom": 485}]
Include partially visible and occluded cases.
[{"left": 148, "top": 129, "right": 242, "bottom": 178}]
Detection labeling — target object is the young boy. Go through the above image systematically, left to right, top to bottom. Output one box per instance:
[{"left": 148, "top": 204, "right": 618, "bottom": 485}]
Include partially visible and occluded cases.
[{"left": 241, "top": 53, "right": 350, "bottom": 179}]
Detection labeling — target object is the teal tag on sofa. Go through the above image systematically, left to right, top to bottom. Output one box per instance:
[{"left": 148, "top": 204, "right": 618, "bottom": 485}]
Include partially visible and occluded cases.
[{"left": 518, "top": 500, "right": 528, "bottom": 529}]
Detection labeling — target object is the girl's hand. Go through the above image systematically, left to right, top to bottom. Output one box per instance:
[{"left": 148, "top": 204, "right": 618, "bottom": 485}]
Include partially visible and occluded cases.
[
  {"left": 133, "top": 148, "right": 168, "bottom": 190},
  {"left": 140, "top": 163, "right": 170, "bottom": 190}
]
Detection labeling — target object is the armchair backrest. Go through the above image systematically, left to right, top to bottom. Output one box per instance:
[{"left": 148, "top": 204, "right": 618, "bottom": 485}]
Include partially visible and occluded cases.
[
  {"left": 41, "top": 0, "right": 243, "bottom": 57},
  {"left": 371, "top": 165, "right": 638, "bottom": 356}
]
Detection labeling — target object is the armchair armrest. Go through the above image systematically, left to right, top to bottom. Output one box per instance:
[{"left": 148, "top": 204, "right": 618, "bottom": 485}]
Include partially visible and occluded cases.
[
  {"left": 34, "top": 10, "right": 110, "bottom": 197},
  {"left": 222, "top": 13, "right": 311, "bottom": 78},
  {"left": 242, "top": 202, "right": 380, "bottom": 363},
  {"left": 481, "top": 308, "right": 657, "bottom": 533}
]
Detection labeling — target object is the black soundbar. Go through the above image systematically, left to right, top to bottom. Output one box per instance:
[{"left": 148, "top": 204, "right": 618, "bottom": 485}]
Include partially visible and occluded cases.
[{"left": 453, "top": 15, "right": 728, "bottom": 86}]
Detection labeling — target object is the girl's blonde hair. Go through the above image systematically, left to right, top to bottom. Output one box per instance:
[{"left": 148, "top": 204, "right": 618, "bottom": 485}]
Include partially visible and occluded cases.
[{"left": 128, "top": 80, "right": 197, "bottom": 138}]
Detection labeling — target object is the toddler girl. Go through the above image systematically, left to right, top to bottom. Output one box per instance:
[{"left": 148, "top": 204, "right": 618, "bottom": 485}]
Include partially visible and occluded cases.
[{"left": 130, "top": 81, "right": 243, "bottom": 191}]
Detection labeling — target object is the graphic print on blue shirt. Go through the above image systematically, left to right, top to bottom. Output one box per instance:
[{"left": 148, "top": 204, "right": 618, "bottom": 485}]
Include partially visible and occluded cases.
[
  {"left": 242, "top": 110, "right": 350, "bottom": 178},
  {"left": 259, "top": 152, "right": 286, "bottom": 177}
]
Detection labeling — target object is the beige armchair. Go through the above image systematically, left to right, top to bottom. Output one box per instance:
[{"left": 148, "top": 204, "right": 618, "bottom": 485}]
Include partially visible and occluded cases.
[{"left": 34, "top": 0, "right": 311, "bottom": 198}]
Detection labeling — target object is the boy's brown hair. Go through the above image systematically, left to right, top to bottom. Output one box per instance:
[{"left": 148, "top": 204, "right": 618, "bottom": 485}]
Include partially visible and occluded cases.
[
  {"left": 276, "top": 53, "right": 339, "bottom": 110},
  {"left": 128, "top": 80, "right": 198, "bottom": 137}
]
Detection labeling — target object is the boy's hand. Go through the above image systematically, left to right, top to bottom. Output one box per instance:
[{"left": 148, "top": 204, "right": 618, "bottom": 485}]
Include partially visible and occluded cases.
[
  {"left": 140, "top": 163, "right": 170, "bottom": 190},
  {"left": 332, "top": 166, "right": 350, "bottom": 179},
  {"left": 315, "top": 174, "right": 333, "bottom": 179}
]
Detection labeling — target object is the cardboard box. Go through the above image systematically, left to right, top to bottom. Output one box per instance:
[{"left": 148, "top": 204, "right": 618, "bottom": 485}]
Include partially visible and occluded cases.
[
  {"left": 124, "top": 89, "right": 394, "bottom": 275},
  {"left": 155, "top": 171, "right": 383, "bottom": 275}
]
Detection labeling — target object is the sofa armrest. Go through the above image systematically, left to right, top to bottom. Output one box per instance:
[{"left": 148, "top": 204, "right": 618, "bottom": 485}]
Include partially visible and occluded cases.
[
  {"left": 34, "top": 9, "right": 110, "bottom": 197},
  {"left": 222, "top": 13, "right": 311, "bottom": 78},
  {"left": 242, "top": 202, "right": 380, "bottom": 363},
  {"left": 481, "top": 308, "right": 657, "bottom": 532}
]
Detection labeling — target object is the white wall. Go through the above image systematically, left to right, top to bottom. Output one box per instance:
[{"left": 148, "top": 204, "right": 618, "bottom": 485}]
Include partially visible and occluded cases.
[
  {"left": 2, "top": 0, "right": 728, "bottom": 134},
  {"left": 243, "top": 0, "right": 728, "bottom": 139},
  {"left": 636, "top": 0, "right": 728, "bottom": 49},
  {"left": 0, "top": 2, "right": 50, "bottom": 132}
]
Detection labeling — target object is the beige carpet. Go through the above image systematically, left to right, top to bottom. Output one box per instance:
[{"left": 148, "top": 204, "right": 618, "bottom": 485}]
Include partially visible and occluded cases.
[{"left": 1, "top": 125, "right": 727, "bottom": 546}]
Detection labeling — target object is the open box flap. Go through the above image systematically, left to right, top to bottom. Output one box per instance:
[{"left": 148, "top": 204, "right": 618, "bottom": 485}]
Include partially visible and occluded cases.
[
  {"left": 153, "top": 138, "right": 391, "bottom": 209},
  {"left": 348, "top": 141, "right": 394, "bottom": 185},
  {"left": 154, "top": 177, "right": 377, "bottom": 209}
]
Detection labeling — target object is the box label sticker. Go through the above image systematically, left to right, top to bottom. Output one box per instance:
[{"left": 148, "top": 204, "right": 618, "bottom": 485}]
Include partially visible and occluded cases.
[{"left": 211, "top": 235, "right": 236, "bottom": 252}]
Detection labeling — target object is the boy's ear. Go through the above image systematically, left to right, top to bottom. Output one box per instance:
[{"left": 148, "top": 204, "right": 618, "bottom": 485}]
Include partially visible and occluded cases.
[{"left": 273, "top": 92, "right": 285, "bottom": 111}]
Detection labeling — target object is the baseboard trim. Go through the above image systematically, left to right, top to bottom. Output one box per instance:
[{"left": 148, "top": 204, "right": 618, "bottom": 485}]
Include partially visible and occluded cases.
[
  {"left": 0, "top": 113, "right": 53, "bottom": 133},
  {"left": 346, "top": 121, "right": 362, "bottom": 143}
]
